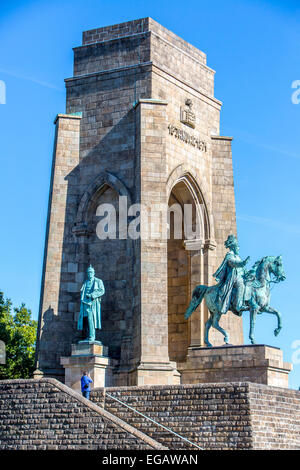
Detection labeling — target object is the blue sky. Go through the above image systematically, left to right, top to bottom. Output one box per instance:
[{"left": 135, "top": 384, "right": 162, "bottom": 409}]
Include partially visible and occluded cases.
[{"left": 0, "top": 0, "right": 300, "bottom": 388}]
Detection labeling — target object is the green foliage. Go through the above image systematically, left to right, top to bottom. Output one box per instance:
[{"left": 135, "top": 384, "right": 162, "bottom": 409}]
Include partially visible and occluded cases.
[{"left": 0, "top": 291, "right": 37, "bottom": 379}]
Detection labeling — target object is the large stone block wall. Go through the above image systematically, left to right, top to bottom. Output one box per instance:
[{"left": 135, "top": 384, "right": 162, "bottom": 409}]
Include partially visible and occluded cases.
[
  {"left": 82, "top": 18, "right": 207, "bottom": 66},
  {"left": 82, "top": 18, "right": 152, "bottom": 45},
  {"left": 150, "top": 32, "right": 214, "bottom": 97},
  {"left": 73, "top": 35, "right": 151, "bottom": 77},
  {"left": 151, "top": 46, "right": 242, "bottom": 348},
  {"left": 36, "top": 64, "right": 151, "bottom": 377},
  {"left": 132, "top": 99, "right": 180, "bottom": 385},
  {"left": 36, "top": 114, "right": 81, "bottom": 380},
  {"left": 167, "top": 231, "right": 189, "bottom": 363},
  {"left": 178, "top": 344, "right": 292, "bottom": 389},
  {"left": 0, "top": 379, "right": 164, "bottom": 450},
  {"left": 1, "top": 379, "right": 298, "bottom": 450},
  {"left": 90, "top": 382, "right": 300, "bottom": 450},
  {"left": 91, "top": 382, "right": 253, "bottom": 449},
  {"left": 248, "top": 383, "right": 300, "bottom": 450}
]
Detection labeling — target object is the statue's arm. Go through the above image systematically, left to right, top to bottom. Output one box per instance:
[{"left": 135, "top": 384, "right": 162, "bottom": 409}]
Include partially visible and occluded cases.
[
  {"left": 227, "top": 255, "right": 250, "bottom": 268},
  {"left": 91, "top": 280, "right": 105, "bottom": 299},
  {"left": 80, "top": 283, "right": 85, "bottom": 300}
]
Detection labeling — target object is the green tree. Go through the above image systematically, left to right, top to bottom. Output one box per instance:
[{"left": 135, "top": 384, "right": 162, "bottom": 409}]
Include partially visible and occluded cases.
[{"left": 0, "top": 291, "right": 37, "bottom": 379}]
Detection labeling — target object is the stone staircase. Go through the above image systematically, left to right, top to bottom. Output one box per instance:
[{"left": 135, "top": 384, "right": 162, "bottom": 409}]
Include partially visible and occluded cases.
[{"left": 0, "top": 378, "right": 166, "bottom": 450}]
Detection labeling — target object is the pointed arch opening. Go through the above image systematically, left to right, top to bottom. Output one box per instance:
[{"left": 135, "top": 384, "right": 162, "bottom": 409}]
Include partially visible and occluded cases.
[
  {"left": 167, "top": 172, "right": 208, "bottom": 363},
  {"left": 74, "top": 173, "right": 133, "bottom": 361}
]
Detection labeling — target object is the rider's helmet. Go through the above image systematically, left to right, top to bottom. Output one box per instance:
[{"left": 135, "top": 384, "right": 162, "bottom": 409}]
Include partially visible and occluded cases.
[{"left": 224, "top": 234, "right": 238, "bottom": 249}]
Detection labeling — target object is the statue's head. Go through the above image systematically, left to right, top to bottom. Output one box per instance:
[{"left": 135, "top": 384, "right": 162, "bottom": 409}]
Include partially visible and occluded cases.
[
  {"left": 224, "top": 234, "right": 239, "bottom": 252},
  {"left": 271, "top": 255, "right": 286, "bottom": 282},
  {"left": 87, "top": 264, "right": 95, "bottom": 280}
]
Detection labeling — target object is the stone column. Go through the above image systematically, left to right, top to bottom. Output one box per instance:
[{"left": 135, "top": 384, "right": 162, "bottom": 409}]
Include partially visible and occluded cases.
[
  {"left": 132, "top": 99, "right": 180, "bottom": 385},
  {"left": 35, "top": 114, "right": 81, "bottom": 379},
  {"left": 211, "top": 136, "right": 243, "bottom": 345},
  {"left": 183, "top": 238, "right": 216, "bottom": 348},
  {"left": 202, "top": 238, "right": 217, "bottom": 331},
  {"left": 183, "top": 239, "right": 203, "bottom": 347}
]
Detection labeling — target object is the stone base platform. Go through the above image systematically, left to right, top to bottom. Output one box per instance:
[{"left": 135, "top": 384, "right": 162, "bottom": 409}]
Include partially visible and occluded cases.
[
  {"left": 60, "top": 342, "right": 112, "bottom": 391},
  {"left": 178, "top": 344, "right": 292, "bottom": 388},
  {"left": 129, "top": 361, "right": 181, "bottom": 386}
]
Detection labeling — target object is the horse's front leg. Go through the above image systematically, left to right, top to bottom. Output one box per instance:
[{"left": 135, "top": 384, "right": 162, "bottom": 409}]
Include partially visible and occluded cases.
[
  {"left": 262, "top": 305, "right": 282, "bottom": 337},
  {"left": 249, "top": 308, "right": 258, "bottom": 344},
  {"left": 212, "top": 313, "right": 229, "bottom": 345},
  {"left": 204, "top": 315, "right": 213, "bottom": 348}
]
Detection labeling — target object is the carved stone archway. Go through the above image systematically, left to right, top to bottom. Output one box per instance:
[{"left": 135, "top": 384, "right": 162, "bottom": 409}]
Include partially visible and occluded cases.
[
  {"left": 167, "top": 168, "right": 216, "bottom": 353},
  {"left": 75, "top": 171, "right": 132, "bottom": 229},
  {"left": 72, "top": 172, "right": 134, "bottom": 368}
]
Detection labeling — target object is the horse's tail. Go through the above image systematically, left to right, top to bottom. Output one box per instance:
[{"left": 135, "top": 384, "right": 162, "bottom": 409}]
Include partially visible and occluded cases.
[{"left": 184, "top": 285, "right": 208, "bottom": 320}]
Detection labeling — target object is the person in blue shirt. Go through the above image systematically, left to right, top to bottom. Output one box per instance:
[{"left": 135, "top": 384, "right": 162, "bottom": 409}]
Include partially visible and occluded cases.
[{"left": 81, "top": 371, "right": 93, "bottom": 399}]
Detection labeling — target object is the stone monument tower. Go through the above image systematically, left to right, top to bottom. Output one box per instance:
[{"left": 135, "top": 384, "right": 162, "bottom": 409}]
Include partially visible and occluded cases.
[{"left": 35, "top": 18, "right": 244, "bottom": 387}]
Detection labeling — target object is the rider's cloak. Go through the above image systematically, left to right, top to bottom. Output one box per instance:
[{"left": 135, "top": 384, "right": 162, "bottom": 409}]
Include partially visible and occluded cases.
[{"left": 213, "top": 252, "right": 243, "bottom": 314}]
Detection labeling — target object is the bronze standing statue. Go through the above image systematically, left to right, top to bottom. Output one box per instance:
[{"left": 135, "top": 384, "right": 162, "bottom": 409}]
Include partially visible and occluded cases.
[
  {"left": 185, "top": 235, "right": 286, "bottom": 347},
  {"left": 77, "top": 265, "right": 105, "bottom": 343}
]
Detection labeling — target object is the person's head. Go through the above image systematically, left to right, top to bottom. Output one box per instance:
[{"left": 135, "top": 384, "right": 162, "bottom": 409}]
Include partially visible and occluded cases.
[
  {"left": 224, "top": 234, "right": 239, "bottom": 254},
  {"left": 87, "top": 264, "right": 95, "bottom": 281},
  {"left": 82, "top": 370, "right": 89, "bottom": 376}
]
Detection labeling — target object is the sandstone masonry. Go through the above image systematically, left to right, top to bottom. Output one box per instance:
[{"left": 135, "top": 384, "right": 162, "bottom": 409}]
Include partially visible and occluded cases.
[
  {"left": 35, "top": 17, "right": 242, "bottom": 386},
  {"left": 0, "top": 379, "right": 165, "bottom": 450},
  {"left": 1, "top": 379, "right": 298, "bottom": 450},
  {"left": 91, "top": 381, "right": 300, "bottom": 450}
]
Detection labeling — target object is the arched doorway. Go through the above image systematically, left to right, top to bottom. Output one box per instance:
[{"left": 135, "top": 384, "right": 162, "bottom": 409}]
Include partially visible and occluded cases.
[
  {"left": 74, "top": 173, "right": 134, "bottom": 363},
  {"left": 167, "top": 174, "right": 207, "bottom": 363}
]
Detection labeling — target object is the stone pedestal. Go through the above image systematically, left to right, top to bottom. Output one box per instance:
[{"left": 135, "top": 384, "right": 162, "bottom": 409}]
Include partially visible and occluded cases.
[
  {"left": 60, "top": 342, "right": 112, "bottom": 391},
  {"left": 178, "top": 344, "right": 292, "bottom": 388},
  {"left": 129, "top": 361, "right": 181, "bottom": 386}
]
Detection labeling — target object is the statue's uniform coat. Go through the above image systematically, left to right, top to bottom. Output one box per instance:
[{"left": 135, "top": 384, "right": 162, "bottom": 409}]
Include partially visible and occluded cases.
[{"left": 77, "top": 278, "right": 105, "bottom": 331}]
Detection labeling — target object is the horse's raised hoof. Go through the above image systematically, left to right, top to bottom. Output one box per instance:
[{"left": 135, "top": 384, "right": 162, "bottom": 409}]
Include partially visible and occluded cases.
[{"left": 274, "top": 327, "right": 281, "bottom": 336}]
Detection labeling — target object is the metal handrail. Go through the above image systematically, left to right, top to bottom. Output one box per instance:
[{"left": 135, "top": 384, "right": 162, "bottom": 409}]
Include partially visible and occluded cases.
[{"left": 105, "top": 392, "right": 203, "bottom": 450}]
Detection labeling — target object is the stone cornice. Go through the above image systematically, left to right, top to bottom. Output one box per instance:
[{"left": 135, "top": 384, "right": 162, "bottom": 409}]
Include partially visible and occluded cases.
[
  {"left": 64, "top": 62, "right": 152, "bottom": 83},
  {"left": 65, "top": 62, "right": 222, "bottom": 109},
  {"left": 133, "top": 98, "right": 168, "bottom": 108},
  {"left": 54, "top": 113, "right": 82, "bottom": 124},
  {"left": 211, "top": 135, "right": 233, "bottom": 141}
]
